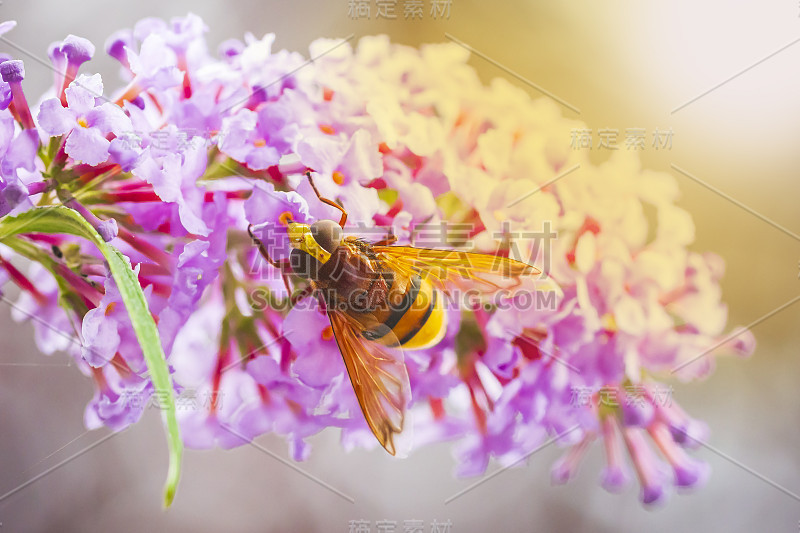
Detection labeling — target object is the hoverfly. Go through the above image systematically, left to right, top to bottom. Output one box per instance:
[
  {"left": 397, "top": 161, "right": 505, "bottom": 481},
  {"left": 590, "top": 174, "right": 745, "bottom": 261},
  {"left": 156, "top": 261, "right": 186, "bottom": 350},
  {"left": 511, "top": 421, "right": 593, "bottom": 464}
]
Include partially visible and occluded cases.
[{"left": 249, "top": 173, "right": 540, "bottom": 455}]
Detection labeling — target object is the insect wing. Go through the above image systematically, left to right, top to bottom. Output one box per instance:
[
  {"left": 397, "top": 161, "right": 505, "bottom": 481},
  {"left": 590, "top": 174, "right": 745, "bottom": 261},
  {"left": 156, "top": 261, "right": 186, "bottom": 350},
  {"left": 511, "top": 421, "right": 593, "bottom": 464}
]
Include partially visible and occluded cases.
[
  {"left": 373, "top": 246, "right": 540, "bottom": 292},
  {"left": 327, "top": 309, "right": 411, "bottom": 456}
]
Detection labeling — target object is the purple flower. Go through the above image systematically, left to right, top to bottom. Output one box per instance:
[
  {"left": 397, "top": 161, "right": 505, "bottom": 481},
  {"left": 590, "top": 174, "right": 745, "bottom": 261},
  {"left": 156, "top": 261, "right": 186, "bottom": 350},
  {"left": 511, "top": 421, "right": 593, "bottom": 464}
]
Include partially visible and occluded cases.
[
  {"left": 133, "top": 13, "right": 207, "bottom": 57},
  {"left": 161, "top": 13, "right": 208, "bottom": 55},
  {"left": 0, "top": 22, "right": 16, "bottom": 110},
  {"left": 105, "top": 29, "right": 134, "bottom": 69},
  {"left": 238, "top": 33, "right": 307, "bottom": 99},
  {"left": 50, "top": 34, "right": 95, "bottom": 71},
  {"left": 51, "top": 34, "right": 95, "bottom": 78},
  {"left": 126, "top": 34, "right": 183, "bottom": 90},
  {"left": 218, "top": 38, "right": 244, "bottom": 60},
  {"left": 0, "top": 59, "right": 35, "bottom": 129},
  {"left": 37, "top": 74, "right": 131, "bottom": 165},
  {"left": 0, "top": 81, "right": 10, "bottom": 111},
  {"left": 219, "top": 104, "right": 298, "bottom": 170},
  {"left": 0, "top": 124, "right": 40, "bottom": 216},
  {"left": 0, "top": 127, "right": 38, "bottom": 177},
  {"left": 295, "top": 128, "right": 382, "bottom": 224},
  {"left": 132, "top": 131, "right": 209, "bottom": 235},
  {"left": 108, "top": 133, "right": 142, "bottom": 171},
  {"left": 245, "top": 180, "right": 314, "bottom": 260},
  {"left": 158, "top": 194, "right": 228, "bottom": 354},
  {"left": 64, "top": 197, "right": 118, "bottom": 242},
  {"left": 10, "top": 263, "right": 77, "bottom": 356},
  {"left": 81, "top": 270, "right": 151, "bottom": 373},
  {"left": 283, "top": 299, "right": 344, "bottom": 388},
  {"left": 598, "top": 416, "right": 632, "bottom": 493}
]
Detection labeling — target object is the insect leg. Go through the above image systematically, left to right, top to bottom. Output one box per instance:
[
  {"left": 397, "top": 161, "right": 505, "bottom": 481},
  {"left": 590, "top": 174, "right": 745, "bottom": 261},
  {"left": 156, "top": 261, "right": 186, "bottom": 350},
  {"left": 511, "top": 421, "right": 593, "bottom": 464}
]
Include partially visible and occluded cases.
[
  {"left": 306, "top": 171, "right": 348, "bottom": 228},
  {"left": 248, "top": 224, "right": 290, "bottom": 269},
  {"left": 373, "top": 228, "right": 397, "bottom": 246},
  {"left": 290, "top": 284, "right": 315, "bottom": 306}
]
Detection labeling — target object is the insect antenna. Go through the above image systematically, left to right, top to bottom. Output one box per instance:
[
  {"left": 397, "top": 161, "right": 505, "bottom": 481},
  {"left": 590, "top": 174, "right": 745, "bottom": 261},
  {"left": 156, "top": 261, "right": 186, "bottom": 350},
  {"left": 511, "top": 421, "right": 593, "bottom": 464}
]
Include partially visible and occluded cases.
[{"left": 306, "top": 171, "right": 348, "bottom": 228}]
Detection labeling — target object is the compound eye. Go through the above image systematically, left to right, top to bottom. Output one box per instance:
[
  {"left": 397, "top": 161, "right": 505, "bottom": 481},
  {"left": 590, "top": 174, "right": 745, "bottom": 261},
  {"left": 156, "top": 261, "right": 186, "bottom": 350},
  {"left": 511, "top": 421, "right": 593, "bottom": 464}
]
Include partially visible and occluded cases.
[
  {"left": 310, "top": 220, "right": 342, "bottom": 253},
  {"left": 289, "top": 248, "right": 320, "bottom": 279}
]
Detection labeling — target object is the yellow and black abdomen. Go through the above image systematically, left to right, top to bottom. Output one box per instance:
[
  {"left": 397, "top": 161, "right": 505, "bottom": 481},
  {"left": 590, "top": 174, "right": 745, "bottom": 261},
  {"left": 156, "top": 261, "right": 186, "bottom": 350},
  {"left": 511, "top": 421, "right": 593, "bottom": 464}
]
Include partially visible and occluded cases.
[{"left": 362, "top": 273, "right": 447, "bottom": 350}]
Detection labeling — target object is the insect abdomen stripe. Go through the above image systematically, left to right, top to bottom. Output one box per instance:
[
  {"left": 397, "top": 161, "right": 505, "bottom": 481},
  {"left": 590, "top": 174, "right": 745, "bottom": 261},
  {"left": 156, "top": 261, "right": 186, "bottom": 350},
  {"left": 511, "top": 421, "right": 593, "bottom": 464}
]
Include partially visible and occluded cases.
[
  {"left": 362, "top": 274, "right": 421, "bottom": 341},
  {"left": 397, "top": 289, "right": 437, "bottom": 345}
]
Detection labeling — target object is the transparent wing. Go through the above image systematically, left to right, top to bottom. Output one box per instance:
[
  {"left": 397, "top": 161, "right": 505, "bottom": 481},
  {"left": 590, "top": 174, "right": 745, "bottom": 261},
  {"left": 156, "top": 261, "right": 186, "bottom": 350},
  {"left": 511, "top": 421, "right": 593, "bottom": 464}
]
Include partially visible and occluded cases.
[{"left": 327, "top": 309, "right": 411, "bottom": 456}]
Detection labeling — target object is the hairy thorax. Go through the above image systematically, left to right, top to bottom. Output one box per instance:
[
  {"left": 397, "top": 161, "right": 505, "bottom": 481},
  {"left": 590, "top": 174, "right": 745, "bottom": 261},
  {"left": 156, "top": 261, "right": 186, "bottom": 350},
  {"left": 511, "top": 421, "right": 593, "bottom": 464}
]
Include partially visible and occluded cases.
[{"left": 315, "top": 242, "right": 399, "bottom": 315}]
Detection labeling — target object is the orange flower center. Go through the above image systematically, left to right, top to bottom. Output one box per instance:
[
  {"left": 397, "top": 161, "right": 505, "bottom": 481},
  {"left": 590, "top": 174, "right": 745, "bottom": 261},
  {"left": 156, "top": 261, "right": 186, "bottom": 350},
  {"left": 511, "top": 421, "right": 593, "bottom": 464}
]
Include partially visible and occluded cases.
[
  {"left": 77, "top": 117, "right": 89, "bottom": 128},
  {"left": 319, "top": 124, "right": 335, "bottom": 135},
  {"left": 253, "top": 139, "right": 267, "bottom": 147},
  {"left": 332, "top": 171, "right": 345, "bottom": 185},
  {"left": 278, "top": 211, "right": 294, "bottom": 226},
  {"left": 321, "top": 325, "right": 334, "bottom": 341}
]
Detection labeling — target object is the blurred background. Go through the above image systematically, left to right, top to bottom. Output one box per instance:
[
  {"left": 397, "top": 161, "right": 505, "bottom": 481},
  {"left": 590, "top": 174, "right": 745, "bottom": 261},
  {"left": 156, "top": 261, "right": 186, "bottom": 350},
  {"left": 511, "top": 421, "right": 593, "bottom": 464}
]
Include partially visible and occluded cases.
[{"left": 0, "top": 0, "right": 798, "bottom": 531}]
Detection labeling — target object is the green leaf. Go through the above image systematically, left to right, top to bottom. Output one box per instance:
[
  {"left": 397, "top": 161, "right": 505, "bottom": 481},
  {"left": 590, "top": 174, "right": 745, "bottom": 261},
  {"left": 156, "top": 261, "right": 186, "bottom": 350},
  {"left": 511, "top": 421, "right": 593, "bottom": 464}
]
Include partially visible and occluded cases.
[{"left": 0, "top": 206, "right": 183, "bottom": 506}]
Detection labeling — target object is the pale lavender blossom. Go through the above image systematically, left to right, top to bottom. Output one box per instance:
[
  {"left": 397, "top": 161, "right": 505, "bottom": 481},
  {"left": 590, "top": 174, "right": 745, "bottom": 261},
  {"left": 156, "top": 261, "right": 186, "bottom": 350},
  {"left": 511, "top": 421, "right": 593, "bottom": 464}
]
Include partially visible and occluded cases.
[{"left": 38, "top": 74, "right": 131, "bottom": 165}]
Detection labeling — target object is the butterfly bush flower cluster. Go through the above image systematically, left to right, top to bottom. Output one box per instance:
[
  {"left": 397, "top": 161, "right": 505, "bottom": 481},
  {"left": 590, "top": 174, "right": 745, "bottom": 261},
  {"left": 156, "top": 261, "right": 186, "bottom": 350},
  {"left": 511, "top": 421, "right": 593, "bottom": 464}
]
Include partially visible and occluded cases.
[{"left": 0, "top": 14, "right": 754, "bottom": 505}]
